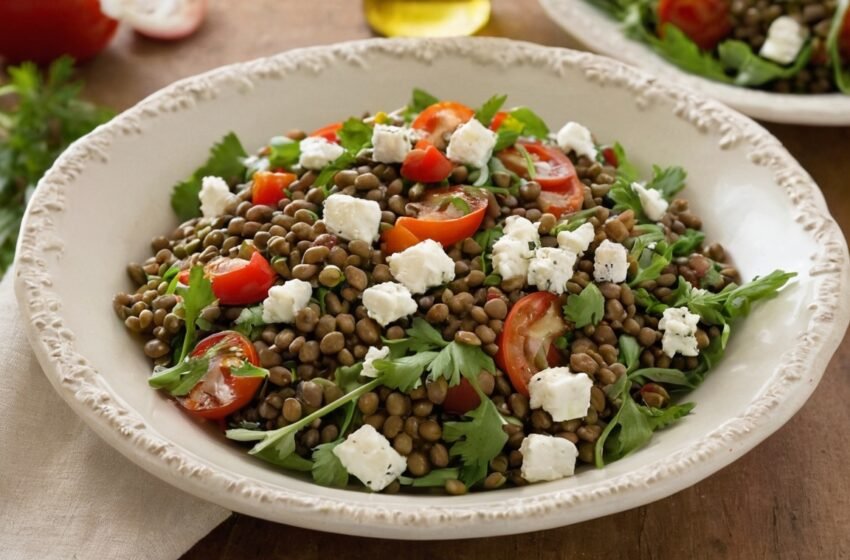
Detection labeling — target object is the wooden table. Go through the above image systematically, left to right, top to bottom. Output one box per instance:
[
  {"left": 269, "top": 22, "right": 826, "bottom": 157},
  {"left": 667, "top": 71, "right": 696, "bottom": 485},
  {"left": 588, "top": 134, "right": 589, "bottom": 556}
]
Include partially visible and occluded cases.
[{"left": 79, "top": 1, "right": 850, "bottom": 557}]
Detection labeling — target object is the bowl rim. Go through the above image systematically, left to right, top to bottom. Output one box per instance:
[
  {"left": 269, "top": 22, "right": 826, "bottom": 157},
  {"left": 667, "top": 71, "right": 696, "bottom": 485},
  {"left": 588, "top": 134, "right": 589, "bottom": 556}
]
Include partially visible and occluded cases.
[
  {"left": 538, "top": 0, "right": 850, "bottom": 126},
  {"left": 13, "top": 36, "right": 850, "bottom": 539}
]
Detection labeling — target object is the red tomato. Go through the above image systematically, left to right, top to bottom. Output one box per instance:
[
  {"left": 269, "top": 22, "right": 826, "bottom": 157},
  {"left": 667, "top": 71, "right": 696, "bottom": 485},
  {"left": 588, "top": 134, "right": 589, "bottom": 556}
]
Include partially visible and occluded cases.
[
  {"left": 0, "top": 0, "right": 118, "bottom": 64},
  {"left": 657, "top": 0, "right": 732, "bottom": 51},
  {"left": 411, "top": 101, "right": 475, "bottom": 148},
  {"left": 489, "top": 111, "right": 508, "bottom": 132},
  {"left": 309, "top": 122, "right": 343, "bottom": 143},
  {"left": 401, "top": 140, "right": 453, "bottom": 183},
  {"left": 498, "top": 142, "right": 584, "bottom": 218},
  {"left": 601, "top": 146, "right": 619, "bottom": 167},
  {"left": 252, "top": 171, "right": 296, "bottom": 206},
  {"left": 388, "top": 187, "right": 488, "bottom": 251},
  {"left": 381, "top": 222, "right": 422, "bottom": 255},
  {"left": 180, "top": 252, "right": 277, "bottom": 305},
  {"left": 496, "top": 292, "right": 566, "bottom": 397},
  {"left": 177, "top": 331, "right": 263, "bottom": 420},
  {"left": 443, "top": 378, "right": 481, "bottom": 415}
]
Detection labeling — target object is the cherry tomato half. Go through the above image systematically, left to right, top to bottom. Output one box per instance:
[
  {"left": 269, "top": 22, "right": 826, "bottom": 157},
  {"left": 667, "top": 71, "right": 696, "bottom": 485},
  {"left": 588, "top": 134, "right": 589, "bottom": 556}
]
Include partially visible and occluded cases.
[
  {"left": 0, "top": 0, "right": 118, "bottom": 64},
  {"left": 657, "top": 0, "right": 732, "bottom": 51},
  {"left": 411, "top": 101, "right": 475, "bottom": 148},
  {"left": 309, "top": 122, "right": 343, "bottom": 143},
  {"left": 401, "top": 140, "right": 453, "bottom": 183},
  {"left": 497, "top": 142, "right": 584, "bottom": 218},
  {"left": 252, "top": 171, "right": 296, "bottom": 206},
  {"left": 382, "top": 187, "right": 488, "bottom": 253},
  {"left": 180, "top": 252, "right": 277, "bottom": 305},
  {"left": 496, "top": 292, "right": 566, "bottom": 397},
  {"left": 177, "top": 331, "right": 263, "bottom": 420},
  {"left": 443, "top": 378, "right": 481, "bottom": 415}
]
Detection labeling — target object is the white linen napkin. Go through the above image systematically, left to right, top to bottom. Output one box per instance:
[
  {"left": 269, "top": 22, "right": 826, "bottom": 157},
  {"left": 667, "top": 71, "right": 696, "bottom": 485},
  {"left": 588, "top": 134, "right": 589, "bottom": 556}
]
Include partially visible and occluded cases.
[{"left": 0, "top": 272, "right": 229, "bottom": 560}]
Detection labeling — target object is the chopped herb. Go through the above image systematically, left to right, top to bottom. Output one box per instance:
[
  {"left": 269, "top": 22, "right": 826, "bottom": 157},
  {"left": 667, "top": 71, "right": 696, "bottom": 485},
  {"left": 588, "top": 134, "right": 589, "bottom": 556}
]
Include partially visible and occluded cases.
[
  {"left": 474, "top": 94, "right": 507, "bottom": 127},
  {"left": 508, "top": 107, "right": 549, "bottom": 138},
  {"left": 337, "top": 117, "right": 373, "bottom": 153},
  {"left": 267, "top": 136, "right": 300, "bottom": 170},
  {"left": 514, "top": 143, "right": 537, "bottom": 179},
  {"left": 646, "top": 165, "right": 687, "bottom": 200},
  {"left": 474, "top": 226, "right": 504, "bottom": 276},
  {"left": 175, "top": 266, "right": 217, "bottom": 362},
  {"left": 563, "top": 283, "right": 605, "bottom": 328},
  {"left": 234, "top": 305, "right": 265, "bottom": 339},
  {"left": 428, "top": 341, "right": 496, "bottom": 387},
  {"left": 443, "top": 387, "right": 508, "bottom": 487},
  {"left": 399, "top": 468, "right": 461, "bottom": 487}
]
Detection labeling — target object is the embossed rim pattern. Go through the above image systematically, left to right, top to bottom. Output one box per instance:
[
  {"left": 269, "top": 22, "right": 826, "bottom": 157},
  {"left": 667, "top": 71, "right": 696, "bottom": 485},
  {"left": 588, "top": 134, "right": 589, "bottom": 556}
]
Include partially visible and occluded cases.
[
  {"left": 539, "top": 0, "right": 850, "bottom": 126},
  {"left": 13, "top": 37, "right": 850, "bottom": 539}
]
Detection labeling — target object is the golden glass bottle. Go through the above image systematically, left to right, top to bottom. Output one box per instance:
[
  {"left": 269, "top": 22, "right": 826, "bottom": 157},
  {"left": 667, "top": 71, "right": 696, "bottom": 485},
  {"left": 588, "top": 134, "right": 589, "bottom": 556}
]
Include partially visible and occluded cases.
[{"left": 364, "top": 0, "right": 491, "bottom": 37}]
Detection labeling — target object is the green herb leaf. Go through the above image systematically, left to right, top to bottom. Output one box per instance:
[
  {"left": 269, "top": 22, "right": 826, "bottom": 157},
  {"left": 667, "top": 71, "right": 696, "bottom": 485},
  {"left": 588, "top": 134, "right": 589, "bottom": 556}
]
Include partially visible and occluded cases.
[
  {"left": 827, "top": 0, "right": 850, "bottom": 94},
  {"left": 649, "top": 24, "right": 733, "bottom": 84},
  {"left": 718, "top": 39, "right": 813, "bottom": 87},
  {"left": 409, "top": 88, "right": 440, "bottom": 113},
  {"left": 474, "top": 94, "right": 507, "bottom": 127},
  {"left": 508, "top": 107, "right": 549, "bottom": 138},
  {"left": 493, "top": 114, "right": 525, "bottom": 151},
  {"left": 337, "top": 117, "right": 373, "bottom": 153},
  {"left": 170, "top": 132, "right": 247, "bottom": 220},
  {"left": 267, "top": 136, "right": 300, "bottom": 170},
  {"left": 611, "top": 142, "right": 640, "bottom": 182},
  {"left": 514, "top": 143, "right": 537, "bottom": 179},
  {"left": 313, "top": 152, "right": 356, "bottom": 191},
  {"left": 646, "top": 165, "right": 687, "bottom": 200},
  {"left": 608, "top": 178, "right": 648, "bottom": 222},
  {"left": 446, "top": 196, "right": 472, "bottom": 214},
  {"left": 551, "top": 207, "right": 600, "bottom": 235},
  {"left": 473, "top": 226, "right": 504, "bottom": 276},
  {"left": 670, "top": 228, "right": 705, "bottom": 257},
  {"left": 629, "top": 244, "right": 672, "bottom": 287},
  {"left": 175, "top": 266, "right": 217, "bottom": 362},
  {"left": 563, "top": 283, "right": 605, "bottom": 328},
  {"left": 234, "top": 305, "right": 266, "bottom": 339},
  {"left": 384, "top": 317, "right": 449, "bottom": 356},
  {"left": 619, "top": 335, "right": 640, "bottom": 373},
  {"left": 428, "top": 342, "right": 496, "bottom": 387},
  {"left": 372, "top": 352, "right": 439, "bottom": 393},
  {"left": 147, "top": 357, "right": 210, "bottom": 396},
  {"left": 230, "top": 361, "right": 270, "bottom": 378},
  {"left": 334, "top": 363, "right": 365, "bottom": 394},
  {"left": 629, "top": 367, "right": 695, "bottom": 388},
  {"left": 443, "top": 397, "right": 508, "bottom": 487},
  {"left": 642, "top": 402, "right": 695, "bottom": 430},
  {"left": 311, "top": 440, "right": 349, "bottom": 487},
  {"left": 399, "top": 468, "right": 461, "bottom": 487}
]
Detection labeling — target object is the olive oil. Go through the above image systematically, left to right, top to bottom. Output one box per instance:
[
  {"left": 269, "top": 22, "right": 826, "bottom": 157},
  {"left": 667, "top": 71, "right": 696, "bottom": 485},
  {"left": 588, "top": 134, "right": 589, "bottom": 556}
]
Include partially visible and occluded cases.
[{"left": 364, "top": 0, "right": 491, "bottom": 37}]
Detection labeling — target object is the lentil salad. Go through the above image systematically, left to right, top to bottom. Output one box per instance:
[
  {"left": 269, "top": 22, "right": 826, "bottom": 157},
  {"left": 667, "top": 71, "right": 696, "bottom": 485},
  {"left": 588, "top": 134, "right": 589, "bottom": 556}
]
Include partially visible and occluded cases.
[
  {"left": 586, "top": 0, "right": 850, "bottom": 94},
  {"left": 114, "top": 89, "right": 795, "bottom": 494}
]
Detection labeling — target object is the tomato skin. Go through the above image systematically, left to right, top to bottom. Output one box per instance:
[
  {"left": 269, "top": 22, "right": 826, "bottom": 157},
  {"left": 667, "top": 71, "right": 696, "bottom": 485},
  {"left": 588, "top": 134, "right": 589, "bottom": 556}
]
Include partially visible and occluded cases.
[
  {"left": 0, "top": 0, "right": 118, "bottom": 64},
  {"left": 657, "top": 0, "right": 732, "bottom": 51},
  {"left": 411, "top": 101, "right": 475, "bottom": 147},
  {"left": 489, "top": 111, "right": 508, "bottom": 132},
  {"left": 309, "top": 122, "right": 343, "bottom": 143},
  {"left": 401, "top": 141, "right": 453, "bottom": 183},
  {"left": 498, "top": 142, "right": 583, "bottom": 218},
  {"left": 601, "top": 146, "right": 619, "bottom": 167},
  {"left": 252, "top": 171, "right": 296, "bottom": 206},
  {"left": 389, "top": 187, "right": 488, "bottom": 250},
  {"left": 537, "top": 189, "right": 584, "bottom": 219},
  {"left": 382, "top": 222, "right": 422, "bottom": 254},
  {"left": 206, "top": 252, "right": 277, "bottom": 305},
  {"left": 496, "top": 292, "right": 566, "bottom": 397},
  {"left": 178, "top": 331, "right": 263, "bottom": 420},
  {"left": 443, "top": 378, "right": 481, "bottom": 415}
]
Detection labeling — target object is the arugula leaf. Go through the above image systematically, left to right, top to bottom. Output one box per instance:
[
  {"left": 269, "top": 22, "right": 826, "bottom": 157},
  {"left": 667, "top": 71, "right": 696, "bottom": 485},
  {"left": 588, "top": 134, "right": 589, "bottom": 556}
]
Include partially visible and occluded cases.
[
  {"left": 827, "top": 0, "right": 850, "bottom": 94},
  {"left": 649, "top": 24, "right": 732, "bottom": 84},
  {"left": 718, "top": 40, "right": 813, "bottom": 87},
  {"left": 474, "top": 94, "right": 507, "bottom": 127},
  {"left": 508, "top": 107, "right": 549, "bottom": 138},
  {"left": 493, "top": 114, "right": 525, "bottom": 151},
  {"left": 337, "top": 117, "right": 373, "bottom": 153},
  {"left": 171, "top": 132, "right": 247, "bottom": 220},
  {"left": 267, "top": 136, "right": 300, "bottom": 170},
  {"left": 611, "top": 142, "right": 640, "bottom": 182},
  {"left": 514, "top": 143, "right": 537, "bottom": 179},
  {"left": 646, "top": 165, "right": 687, "bottom": 200},
  {"left": 608, "top": 178, "right": 648, "bottom": 222},
  {"left": 446, "top": 196, "right": 472, "bottom": 214},
  {"left": 551, "top": 207, "right": 600, "bottom": 235},
  {"left": 670, "top": 229, "right": 704, "bottom": 257},
  {"left": 629, "top": 243, "right": 672, "bottom": 287},
  {"left": 175, "top": 266, "right": 217, "bottom": 362},
  {"left": 723, "top": 270, "right": 797, "bottom": 320},
  {"left": 563, "top": 283, "right": 605, "bottom": 328},
  {"left": 234, "top": 305, "right": 266, "bottom": 339},
  {"left": 619, "top": 335, "right": 640, "bottom": 373},
  {"left": 428, "top": 342, "right": 496, "bottom": 387},
  {"left": 373, "top": 352, "right": 439, "bottom": 392},
  {"left": 147, "top": 357, "right": 210, "bottom": 396},
  {"left": 334, "top": 363, "right": 365, "bottom": 394},
  {"left": 629, "top": 367, "right": 695, "bottom": 388},
  {"left": 443, "top": 396, "right": 508, "bottom": 487},
  {"left": 642, "top": 402, "right": 695, "bottom": 430},
  {"left": 311, "top": 440, "right": 348, "bottom": 487},
  {"left": 399, "top": 468, "right": 461, "bottom": 487}
]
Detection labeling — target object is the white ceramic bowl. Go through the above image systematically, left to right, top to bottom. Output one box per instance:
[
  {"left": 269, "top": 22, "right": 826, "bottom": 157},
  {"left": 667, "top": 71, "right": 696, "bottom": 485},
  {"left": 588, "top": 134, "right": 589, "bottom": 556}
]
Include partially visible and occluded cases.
[
  {"left": 539, "top": 0, "right": 850, "bottom": 126},
  {"left": 14, "top": 37, "right": 850, "bottom": 539}
]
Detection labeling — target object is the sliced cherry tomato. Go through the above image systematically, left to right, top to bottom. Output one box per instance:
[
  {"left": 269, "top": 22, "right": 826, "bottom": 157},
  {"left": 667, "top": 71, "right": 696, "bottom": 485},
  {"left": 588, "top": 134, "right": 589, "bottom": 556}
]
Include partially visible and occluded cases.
[
  {"left": 0, "top": 0, "right": 118, "bottom": 64},
  {"left": 657, "top": 0, "right": 732, "bottom": 51},
  {"left": 411, "top": 101, "right": 474, "bottom": 148},
  {"left": 489, "top": 111, "right": 508, "bottom": 132},
  {"left": 309, "top": 122, "right": 343, "bottom": 143},
  {"left": 401, "top": 140, "right": 453, "bottom": 183},
  {"left": 497, "top": 142, "right": 584, "bottom": 218},
  {"left": 601, "top": 146, "right": 619, "bottom": 167},
  {"left": 251, "top": 171, "right": 296, "bottom": 206},
  {"left": 388, "top": 186, "right": 488, "bottom": 251},
  {"left": 537, "top": 190, "right": 584, "bottom": 219},
  {"left": 382, "top": 222, "right": 422, "bottom": 254},
  {"left": 180, "top": 252, "right": 276, "bottom": 305},
  {"left": 496, "top": 292, "right": 566, "bottom": 397},
  {"left": 177, "top": 331, "right": 263, "bottom": 420},
  {"left": 443, "top": 378, "right": 481, "bottom": 415}
]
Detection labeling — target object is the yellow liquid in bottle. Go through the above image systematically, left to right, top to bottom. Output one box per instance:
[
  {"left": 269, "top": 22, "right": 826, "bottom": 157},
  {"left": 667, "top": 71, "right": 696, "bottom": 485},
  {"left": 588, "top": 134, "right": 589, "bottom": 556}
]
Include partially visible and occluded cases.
[{"left": 364, "top": 0, "right": 491, "bottom": 37}]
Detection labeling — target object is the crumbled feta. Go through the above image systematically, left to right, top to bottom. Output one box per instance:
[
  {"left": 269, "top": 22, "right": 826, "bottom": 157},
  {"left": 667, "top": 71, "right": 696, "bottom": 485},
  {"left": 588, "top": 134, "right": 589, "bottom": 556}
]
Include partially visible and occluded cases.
[
  {"left": 760, "top": 16, "right": 809, "bottom": 65},
  {"left": 446, "top": 118, "right": 497, "bottom": 169},
  {"left": 556, "top": 121, "right": 598, "bottom": 161},
  {"left": 371, "top": 124, "right": 411, "bottom": 164},
  {"left": 298, "top": 136, "right": 345, "bottom": 170},
  {"left": 198, "top": 176, "right": 233, "bottom": 218},
  {"left": 631, "top": 182, "right": 668, "bottom": 222},
  {"left": 322, "top": 194, "right": 382, "bottom": 244},
  {"left": 492, "top": 216, "right": 541, "bottom": 280},
  {"left": 557, "top": 222, "right": 595, "bottom": 255},
  {"left": 387, "top": 239, "right": 455, "bottom": 294},
  {"left": 593, "top": 239, "right": 629, "bottom": 284},
  {"left": 527, "top": 247, "right": 578, "bottom": 295},
  {"left": 261, "top": 279, "right": 312, "bottom": 324},
  {"left": 361, "top": 282, "right": 417, "bottom": 326},
  {"left": 659, "top": 306, "right": 701, "bottom": 358},
  {"left": 361, "top": 346, "right": 390, "bottom": 378},
  {"left": 528, "top": 367, "right": 593, "bottom": 422},
  {"left": 332, "top": 424, "right": 407, "bottom": 491},
  {"left": 519, "top": 434, "right": 579, "bottom": 483}
]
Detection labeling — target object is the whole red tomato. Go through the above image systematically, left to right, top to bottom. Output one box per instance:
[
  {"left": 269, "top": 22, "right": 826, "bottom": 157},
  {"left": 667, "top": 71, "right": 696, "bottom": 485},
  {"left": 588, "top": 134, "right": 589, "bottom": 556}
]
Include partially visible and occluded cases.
[{"left": 0, "top": 0, "right": 118, "bottom": 64}]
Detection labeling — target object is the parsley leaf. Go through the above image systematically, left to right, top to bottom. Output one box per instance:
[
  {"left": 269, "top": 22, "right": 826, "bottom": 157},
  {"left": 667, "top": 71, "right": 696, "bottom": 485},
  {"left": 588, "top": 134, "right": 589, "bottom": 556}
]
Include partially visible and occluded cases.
[
  {"left": 649, "top": 24, "right": 732, "bottom": 84},
  {"left": 718, "top": 40, "right": 813, "bottom": 87},
  {"left": 409, "top": 88, "right": 440, "bottom": 113},
  {"left": 474, "top": 94, "right": 507, "bottom": 127},
  {"left": 508, "top": 107, "right": 549, "bottom": 138},
  {"left": 493, "top": 114, "right": 525, "bottom": 151},
  {"left": 337, "top": 117, "right": 373, "bottom": 153},
  {"left": 170, "top": 132, "right": 247, "bottom": 220},
  {"left": 267, "top": 136, "right": 300, "bottom": 170},
  {"left": 610, "top": 142, "right": 640, "bottom": 182},
  {"left": 313, "top": 152, "right": 356, "bottom": 191},
  {"left": 646, "top": 165, "right": 687, "bottom": 200},
  {"left": 608, "top": 178, "right": 648, "bottom": 222},
  {"left": 670, "top": 228, "right": 705, "bottom": 257},
  {"left": 629, "top": 242, "right": 672, "bottom": 287},
  {"left": 175, "top": 266, "right": 217, "bottom": 362},
  {"left": 563, "top": 283, "right": 605, "bottom": 328},
  {"left": 384, "top": 317, "right": 449, "bottom": 357},
  {"left": 428, "top": 342, "right": 496, "bottom": 387},
  {"left": 372, "top": 352, "right": 439, "bottom": 392},
  {"left": 230, "top": 361, "right": 270, "bottom": 379},
  {"left": 443, "top": 396, "right": 508, "bottom": 487},
  {"left": 311, "top": 440, "right": 348, "bottom": 487}
]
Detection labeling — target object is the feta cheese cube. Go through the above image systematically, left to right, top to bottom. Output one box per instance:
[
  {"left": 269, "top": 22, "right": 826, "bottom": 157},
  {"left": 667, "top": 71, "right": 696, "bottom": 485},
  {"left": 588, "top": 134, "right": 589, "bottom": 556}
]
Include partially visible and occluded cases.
[
  {"left": 760, "top": 16, "right": 809, "bottom": 65},
  {"left": 446, "top": 118, "right": 497, "bottom": 169},
  {"left": 556, "top": 121, "right": 598, "bottom": 161},
  {"left": 371, "top": 124, "right": 411, "bottom": 164},
  {"left": 298, "top": 136, "right": 345, "bottom": 170},
  {"left": 198, "top": 176, "right": 233, "bottom": 218},
  {"left": 631, "top": 182, "right": 668, "bottom": 222},
  {"left": 322, "top": 194, "right": 382, "bottom": 244},
  {"left": 492, "top": 216, "right": 541, "bottom": 280},
  {"left": 557, "top": 222, "right": 595, "bottom": 255},
  {"left": 387, "top": 239, "right": 455, "bottom": 294},
  {"left": 593, "top": 239, "right": 628, "bottom": 284},
  {"left": 527, "top": 247, "right": 578, "bottom": 295},
  {"left": 261, "top": 279, "right": 312, "bottom": 324},
  {"left": 361, "top": 282, "right": 417, "bottom": 326},
  {"left": 659, "top": 306, "right": 701, "bottom": 358},
  {"left": 361, "top": 346, "right": 390, "bottom": 378},
  {"left": 528, "top": 367, "right": 593, "bottom": 422},
  {"left": 332, "top": 424, "right": 407, "bottom": 491},
  {"left": 519, "top": 433, "right": 579, "bottom": 483}
]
